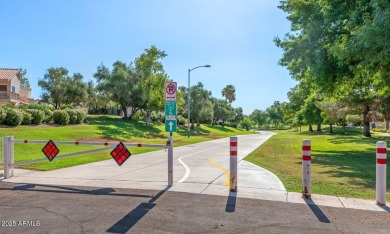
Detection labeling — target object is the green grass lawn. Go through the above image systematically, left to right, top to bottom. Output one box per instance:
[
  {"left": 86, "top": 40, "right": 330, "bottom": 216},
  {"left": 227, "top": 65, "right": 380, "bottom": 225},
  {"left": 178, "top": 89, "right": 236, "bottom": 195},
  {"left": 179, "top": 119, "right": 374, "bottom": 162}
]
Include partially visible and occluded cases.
[
  {"left": 0, "top": 115, "right": 251, "bottom": 170},
  {"left": 245, "top": 126, "right": 390, "bottom": 200}
]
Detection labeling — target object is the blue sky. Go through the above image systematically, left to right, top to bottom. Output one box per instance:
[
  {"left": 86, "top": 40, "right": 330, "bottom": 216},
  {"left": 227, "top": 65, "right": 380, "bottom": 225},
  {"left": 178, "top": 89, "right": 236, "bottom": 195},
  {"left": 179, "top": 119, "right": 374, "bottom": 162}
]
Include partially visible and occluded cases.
[{"left": 0, "top": 0, "right": 295, "bottom": 115}]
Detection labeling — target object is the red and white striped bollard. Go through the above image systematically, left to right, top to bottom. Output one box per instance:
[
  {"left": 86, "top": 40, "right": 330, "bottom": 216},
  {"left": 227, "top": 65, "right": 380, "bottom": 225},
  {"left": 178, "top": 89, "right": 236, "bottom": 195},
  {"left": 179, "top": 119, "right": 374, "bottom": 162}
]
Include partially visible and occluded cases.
[
  {"left": 230, "top": 137, "right": 238, "bottom": 192},
  {"left": 302, "top": 139, "right": 311, "bottom": 198},
  {"left": 376, "top": 141, "right": 387, "bottom": 205}
]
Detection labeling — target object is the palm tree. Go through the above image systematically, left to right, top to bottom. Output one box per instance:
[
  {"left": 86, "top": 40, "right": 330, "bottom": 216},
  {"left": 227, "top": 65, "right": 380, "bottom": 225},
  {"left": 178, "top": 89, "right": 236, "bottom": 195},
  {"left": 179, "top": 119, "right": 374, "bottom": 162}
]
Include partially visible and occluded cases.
[{"left": 222, "top": 85, "right": 236, "bottom": 103}]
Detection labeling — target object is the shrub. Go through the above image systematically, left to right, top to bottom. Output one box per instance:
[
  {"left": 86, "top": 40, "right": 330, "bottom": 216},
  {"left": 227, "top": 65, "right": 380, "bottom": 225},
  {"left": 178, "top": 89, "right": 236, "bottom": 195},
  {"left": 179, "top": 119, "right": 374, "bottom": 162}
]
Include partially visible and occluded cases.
[
  {"left": 60, "top": 104, "right": 74, "bottom": 110},
  {"left": 0, "top": 106, "right": 6, "bottom": 124},
  {"left": 4, "top": 109, "right": 23, "bottom": 126},
  {"left": 27, "top": 109, "right": 45, "bottom": 124},
  {"left": 43, "top": 109, "right": 53, "bottom": 123},
  {"left": 66, "top": 109, "right": 78, "bottom": 124},
  {"left": 75, "top": 109, "right": 87, "bottom": 124},
  {"left": 21, "top": 110, "right": 33, "bottom": 125},
  {"left": 53, "top": 110, "right": 70, "bottom": 125},
  {"left": 132, "top": 111, "right": 144, "bottom": 121},
  {"left": 151, "top": 112, "right": 164, "bottom": 122},
  {"left": 177, "top": 115, "right": 186, "bottom": 125},
  {"left": 346, "top": 115, "right": 362, "bottom": 126},
  {"left": 239, "top": 118, "right": 253, "bottom": 131},
  {"left": 227, "top": 122, "right": 238, "bottom": 128}
]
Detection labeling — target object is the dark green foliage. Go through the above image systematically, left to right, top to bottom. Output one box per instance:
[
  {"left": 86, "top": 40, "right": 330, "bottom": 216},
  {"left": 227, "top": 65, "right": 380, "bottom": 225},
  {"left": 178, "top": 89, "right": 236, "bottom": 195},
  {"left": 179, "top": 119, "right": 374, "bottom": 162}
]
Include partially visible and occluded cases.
[
  {"left": 0, "top": 106, "right": 6, "bottom": 124},
  {"left": 4, "top": 109, "right": 23, "bottom": 126},
  {"left": 27, "top": 109, "right": 45, "bottom": 125},
  {"left": 43, "top": 109, "right": 53, "bottom": 123},
  {"left": 65, "top": 109, "right": 78, "bottom": 124},
  {"left": 21, "top": 110, "right": 32, "bottom": 125},
  {"left": 53, "top": 110, "right": 70, "bottom": 125},
  {"left": 75, "top": 110, "right": 86, "bottom": 124},
  {"left": 177, "top": 115, "right": 186, "bottom": 125},
  {"left": 239, "top": 118, "right": 252, "bottom": 131}
]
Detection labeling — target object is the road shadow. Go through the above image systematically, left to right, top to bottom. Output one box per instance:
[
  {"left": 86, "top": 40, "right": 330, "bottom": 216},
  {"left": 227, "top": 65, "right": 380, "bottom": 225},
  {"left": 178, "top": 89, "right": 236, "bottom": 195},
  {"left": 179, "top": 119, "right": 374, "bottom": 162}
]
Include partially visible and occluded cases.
[
  {"left": 0, "top": 183, "right": 151, "bottom": 198},
  {"left": 106, "top": 186, "right": 170, "bottom": 233},
  {"left": 225, "top": 191, "right": 237, "bottom": 212},
  {"left": 304, "top": 198, "right": 331, "bottom": 223},
  {"left": 378, "top": 205, "right": 390, "bottom": 213}
]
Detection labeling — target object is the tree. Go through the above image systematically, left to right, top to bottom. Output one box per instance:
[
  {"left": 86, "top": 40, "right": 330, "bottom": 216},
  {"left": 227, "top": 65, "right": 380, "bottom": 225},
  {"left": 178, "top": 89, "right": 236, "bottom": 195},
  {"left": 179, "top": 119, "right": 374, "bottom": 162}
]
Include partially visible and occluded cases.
[
  {"left": 275, "top": 0, "right": 390, "bottom": 137},
  {"left": 134, "top": 45, "right": 169, "bottom": 126},
  {"left": 94, "top": 62, "right": 143, "bottom": 119},
  {"left": 38, "top": 67, "right": 67, "bottom": 109},
  {"left": 39, "top": 67, "right": 89, "bottom": 109},
  {"left": 18, "top": 68, "right": 30, "bottom": 87},
  {"left": 63, "top": 73, "right": 88, "bottom": 107},
  {"left": 86, "top": 80, "right": 115, "bottom": 114},
  {"left": 188, "top": 82, "right": 213, "bottom": 128},
  {"left": 285, "top": 82, "right": 310, "bottom": 132},
  {"left": 222, "top": 85, "right": 236, "bottom": 103},
  {"left": 176, "top": 86, "right": 187, "bottom": 116},
  {"left": 301, "top": 94, "right": 323, "bottom": 132},
  {"left": 213, "top": 99, "right": 233, "bottom": 127},
  {"left": 317, "top": 99, "right": 344, "bottom": 134},
  {"left": 266, "top": 101, "right": 284, "bottom": 129},
  {"left": 234, "top": 107, "right": 244, "bottom": 124},
  {"left": 249, "top": 109, "right": 267, "bottom": 129},
  {"left": 239, "top": 117, "right": 253, "bottom": 131}
]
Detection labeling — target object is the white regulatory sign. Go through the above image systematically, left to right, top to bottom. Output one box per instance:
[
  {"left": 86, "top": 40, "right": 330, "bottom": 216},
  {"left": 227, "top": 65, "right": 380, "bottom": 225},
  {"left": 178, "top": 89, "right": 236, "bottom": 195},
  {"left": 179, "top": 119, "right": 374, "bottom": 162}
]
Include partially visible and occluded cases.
[{"left": 165, "top": 82, "right": 177, "bottom": 101}]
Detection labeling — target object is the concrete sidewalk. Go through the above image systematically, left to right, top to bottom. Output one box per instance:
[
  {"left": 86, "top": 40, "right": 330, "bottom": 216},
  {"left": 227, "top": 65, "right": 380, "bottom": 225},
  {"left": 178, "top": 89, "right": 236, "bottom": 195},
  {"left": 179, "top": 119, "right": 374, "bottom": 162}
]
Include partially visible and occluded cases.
[{"left": 1, "top": 132, "right": 389, "bottom": 212}]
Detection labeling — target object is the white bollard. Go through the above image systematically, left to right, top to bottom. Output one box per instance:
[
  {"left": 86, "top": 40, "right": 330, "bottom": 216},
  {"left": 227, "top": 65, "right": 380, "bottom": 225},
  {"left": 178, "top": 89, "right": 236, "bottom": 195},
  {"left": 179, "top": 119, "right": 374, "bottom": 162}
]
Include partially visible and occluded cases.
[
  {"left": 3, "top": 136, "right": 12, "bottom": 179},
  {"left": 168, "top": 136, "right": 173, "bottom": 187},
  {"left": 230, "top": 137, "right": 238, "bottom": 192},
  {"left": 302, "top": 139, "right": 311, "bottom": 198},
  {"left": 376, "top": 141, "right": 387, "bottom": 205}
]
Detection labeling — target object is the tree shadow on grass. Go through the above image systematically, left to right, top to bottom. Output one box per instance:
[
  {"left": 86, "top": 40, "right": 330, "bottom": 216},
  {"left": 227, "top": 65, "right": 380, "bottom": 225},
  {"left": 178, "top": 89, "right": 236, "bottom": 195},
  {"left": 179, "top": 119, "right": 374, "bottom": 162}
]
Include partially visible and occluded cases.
[
  {"left": 91, "top": 116, "right": 165, "bottom": 141},
  {"left": 209, "top": 125, "right": 234, "bottom": 133},
  {"left": 326, "top": 136, "right": 379, "bottom": 145},
  {"left": 309, "top": 150, "right": 378, "bottom": 189}
]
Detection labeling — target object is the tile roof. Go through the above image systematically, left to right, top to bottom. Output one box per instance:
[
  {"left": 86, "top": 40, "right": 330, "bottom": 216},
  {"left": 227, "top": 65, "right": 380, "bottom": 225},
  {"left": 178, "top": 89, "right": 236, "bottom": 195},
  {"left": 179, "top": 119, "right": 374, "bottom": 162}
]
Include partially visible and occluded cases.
[{"left": 0, "top": 68, "right": 20, "bottom": 80}]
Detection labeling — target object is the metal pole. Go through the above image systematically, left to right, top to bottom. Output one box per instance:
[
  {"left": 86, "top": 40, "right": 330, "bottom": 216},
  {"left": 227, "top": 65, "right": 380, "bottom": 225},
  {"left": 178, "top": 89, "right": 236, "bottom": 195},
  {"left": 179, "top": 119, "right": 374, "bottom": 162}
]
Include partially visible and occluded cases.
[
  {"left": 187, "top": 69, "right": 191, "bottom": 138},
  {"left": 168, "top": 135, "right": 173, "bottom": 186},
  {"left": 230, "top": 136, "right": 238, "bottom": 192},
  {"left": 302, "top": 139, "right": 311, "bottom": 198},
  {"left": 376, "top": 141, "right": 387, "bottom": 205}
]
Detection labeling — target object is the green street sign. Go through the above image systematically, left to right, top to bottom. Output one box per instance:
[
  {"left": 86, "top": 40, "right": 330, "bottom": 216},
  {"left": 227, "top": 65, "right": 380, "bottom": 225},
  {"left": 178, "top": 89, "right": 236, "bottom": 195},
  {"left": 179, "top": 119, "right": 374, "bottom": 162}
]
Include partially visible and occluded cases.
[
  {"left": 165, "top": 101, "right": 177, "bottom": 118},
  {"left": 165, "top": 119, "right": 177, "bottom": 132}
]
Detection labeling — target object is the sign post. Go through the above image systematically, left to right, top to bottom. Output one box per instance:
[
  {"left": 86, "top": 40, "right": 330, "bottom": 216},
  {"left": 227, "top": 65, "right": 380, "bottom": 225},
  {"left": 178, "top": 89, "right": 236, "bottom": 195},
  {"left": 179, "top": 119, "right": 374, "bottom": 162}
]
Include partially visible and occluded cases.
[{"left": 165, "top": 82, "right": 177, "bottom": 187}]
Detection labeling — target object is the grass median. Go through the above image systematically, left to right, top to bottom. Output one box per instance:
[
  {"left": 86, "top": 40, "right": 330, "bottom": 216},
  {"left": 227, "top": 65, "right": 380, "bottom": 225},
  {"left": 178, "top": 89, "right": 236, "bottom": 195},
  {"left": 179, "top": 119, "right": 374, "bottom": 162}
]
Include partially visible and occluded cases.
[
  {"left": 0, "top": 115, "right": 252, "bottom": 171},
  {"left": 245, "top": 126, "right": 390, "bottom": 200}
]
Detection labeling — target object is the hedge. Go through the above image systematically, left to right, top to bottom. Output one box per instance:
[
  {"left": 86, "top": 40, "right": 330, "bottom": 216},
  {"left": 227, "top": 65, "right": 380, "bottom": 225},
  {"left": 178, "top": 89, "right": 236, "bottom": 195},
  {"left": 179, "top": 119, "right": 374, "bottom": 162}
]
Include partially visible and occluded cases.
[
  {"left": 4, "top": 109, "right": 23, "bottom": 126},
  {"left": 27, "top": 109, "right": 45, "bottom": 125},
  {"left": 53, "top": 110, "right": 70, "bottom": 125}
]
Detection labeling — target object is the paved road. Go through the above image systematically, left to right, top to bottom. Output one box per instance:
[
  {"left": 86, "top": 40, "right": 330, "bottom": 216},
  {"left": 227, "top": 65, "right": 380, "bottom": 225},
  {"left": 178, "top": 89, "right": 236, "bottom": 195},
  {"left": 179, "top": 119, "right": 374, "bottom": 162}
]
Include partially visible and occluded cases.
[{"left": 0, "top": 183, "right": 389, "bottom": 234}]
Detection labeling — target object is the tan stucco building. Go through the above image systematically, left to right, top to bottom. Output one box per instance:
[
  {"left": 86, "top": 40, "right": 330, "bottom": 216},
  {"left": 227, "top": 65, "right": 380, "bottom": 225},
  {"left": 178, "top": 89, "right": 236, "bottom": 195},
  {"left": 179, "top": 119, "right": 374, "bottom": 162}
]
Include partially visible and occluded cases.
[{"left": 0, "top": 68, "right": 34, "bottom": 105}]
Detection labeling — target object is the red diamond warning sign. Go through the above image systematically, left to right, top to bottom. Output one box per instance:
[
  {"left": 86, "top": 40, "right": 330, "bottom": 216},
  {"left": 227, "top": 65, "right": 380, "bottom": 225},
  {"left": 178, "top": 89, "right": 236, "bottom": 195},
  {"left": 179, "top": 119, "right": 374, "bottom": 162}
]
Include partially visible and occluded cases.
[
  {"left": 42, "top": 140, "right": 60, "bottom": 161},
  {"left": 110, "top": 142, "right": 131, "bottom": 166}
]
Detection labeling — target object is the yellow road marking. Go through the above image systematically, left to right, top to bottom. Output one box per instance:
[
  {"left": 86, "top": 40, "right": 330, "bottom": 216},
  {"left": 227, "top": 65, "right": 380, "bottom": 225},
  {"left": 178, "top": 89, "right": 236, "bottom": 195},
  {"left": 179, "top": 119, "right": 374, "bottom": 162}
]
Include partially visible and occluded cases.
[{"left": 208, "top": 157, "right": 230, "bottom": 187}]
